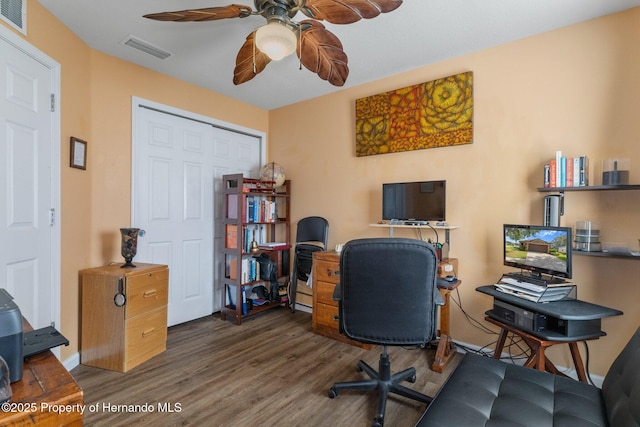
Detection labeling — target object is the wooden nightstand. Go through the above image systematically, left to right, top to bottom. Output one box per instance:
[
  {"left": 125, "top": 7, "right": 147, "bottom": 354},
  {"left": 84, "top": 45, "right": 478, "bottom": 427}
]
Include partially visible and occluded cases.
[{"left": 80, "top": 263, "right": 168, "bottom": 372}]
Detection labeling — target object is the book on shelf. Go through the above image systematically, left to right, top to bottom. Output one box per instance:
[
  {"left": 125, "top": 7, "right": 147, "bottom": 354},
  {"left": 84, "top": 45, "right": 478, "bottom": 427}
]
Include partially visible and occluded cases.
[
  {"left": 555, "top": 150, "right": 562, "bottom": 187},
  {"left": 544, "top": 154, "right": 589, "bottom": 188},
  {"left": 579, "top": 155, "right": 589, "bottom": 186},
  {"left": 566, "top": 157, "right": 574, "bottom": 187},
  {"left": 543, "top": 163, "right": 551, "bottom": 188},
  {"left": 227, "top": 194, "right": 239, "bottom": 219},
  {"left": 244, "top": 196, "right": 277, "bottom": 223},
  {"left": 225, "top": 224, "right": 238, "bottom": 249},
  {"left": 242, "top": 224, "right": 266, "bottom": 252},
  {"left": 257, "top": 242, "right": 291, "bottom": 250},
  {"left": 226, "top": 285, "right": 248, "bottom": 314}
]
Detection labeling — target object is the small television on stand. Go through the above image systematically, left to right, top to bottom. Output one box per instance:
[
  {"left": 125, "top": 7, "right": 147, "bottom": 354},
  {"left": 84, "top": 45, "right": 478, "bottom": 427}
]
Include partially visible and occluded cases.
[
  {"left": 382, "top": 180, "right": 446, "bottom": 225},
  {"left": 503, "top": 224, "right": 572, "bottom": 284}
]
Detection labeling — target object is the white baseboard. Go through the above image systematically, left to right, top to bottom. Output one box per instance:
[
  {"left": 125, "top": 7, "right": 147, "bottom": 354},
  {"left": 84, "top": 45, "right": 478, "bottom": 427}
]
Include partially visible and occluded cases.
[
  {"left": 294, "top": 303, "right": 312, "bottom": 314},
  {"left": 450, "top": 338, "right": 604, "bottom": 387},
  {"left": 63, "top": 352, "right": 80, "bottom": 372}
]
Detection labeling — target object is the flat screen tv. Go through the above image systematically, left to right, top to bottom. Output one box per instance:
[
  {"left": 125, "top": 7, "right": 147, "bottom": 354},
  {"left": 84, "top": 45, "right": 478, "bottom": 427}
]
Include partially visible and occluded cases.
[
  {"left": 382, "top": 180, "right": 446, "bottom": 222},
  {"left": 503, "top": 224, "right": 572, "bottom": 279}
]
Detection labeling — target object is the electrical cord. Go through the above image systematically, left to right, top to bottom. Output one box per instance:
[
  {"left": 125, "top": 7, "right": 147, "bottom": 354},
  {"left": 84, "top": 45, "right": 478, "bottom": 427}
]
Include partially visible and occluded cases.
[
  {"left": 416, "top": 225, "right": 440, "bottom": 248},
  {"left": 448, "top": 286, "right": 533, "bottom": 362},
  {"left": 450, "top": 288, "right": 496, "bottom": 335},
  {"left": 583, "top": 340, "right": 595, "bottom": 385}
]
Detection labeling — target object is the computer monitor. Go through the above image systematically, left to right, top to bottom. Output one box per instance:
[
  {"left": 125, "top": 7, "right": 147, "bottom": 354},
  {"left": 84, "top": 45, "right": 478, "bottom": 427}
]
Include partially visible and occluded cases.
[
  {"left": 382, "top": 180, "right": 446, "bottom": 222},
  {"left": 503, "top": 224, "right": 572, "bottom": 279}
]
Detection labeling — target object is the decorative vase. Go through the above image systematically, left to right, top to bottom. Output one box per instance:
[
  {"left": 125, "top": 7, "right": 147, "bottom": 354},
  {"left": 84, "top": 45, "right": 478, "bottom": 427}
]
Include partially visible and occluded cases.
[{"left": 120, "top": 228, "right": 140, "bottom": 268}]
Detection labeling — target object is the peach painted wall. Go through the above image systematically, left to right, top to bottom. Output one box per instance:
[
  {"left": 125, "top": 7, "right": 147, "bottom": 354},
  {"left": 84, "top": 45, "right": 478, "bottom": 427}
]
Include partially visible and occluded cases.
[
  {"left": 3, "top": 1, "right": 268, "bottom": 360},
  {"left": 4, "top": 2, "right": 639, "bottom": 376},
  {"left": 269, "top": 8, "right": 640, "bottom": 375}
]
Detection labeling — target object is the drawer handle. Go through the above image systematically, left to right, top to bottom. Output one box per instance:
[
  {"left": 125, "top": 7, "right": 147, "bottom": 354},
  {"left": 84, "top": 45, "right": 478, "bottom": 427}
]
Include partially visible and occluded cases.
[
  {"left": 327, "top": 269, "right": 340, "bottom": 277},
  {"left": 143, "top": 289, "right": 157, "bottom": 298},
  {"left": 332, "top": 315, "right": 339, "bottom": 322},
  {"left": 142, "top": 328, "right": 156, "bottom": 337}
]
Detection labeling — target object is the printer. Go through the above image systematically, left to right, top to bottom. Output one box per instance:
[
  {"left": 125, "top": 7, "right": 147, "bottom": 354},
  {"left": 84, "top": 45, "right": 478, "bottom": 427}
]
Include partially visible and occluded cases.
[{"left": 0, "top": 289, "right": 23, "bottom": 383}]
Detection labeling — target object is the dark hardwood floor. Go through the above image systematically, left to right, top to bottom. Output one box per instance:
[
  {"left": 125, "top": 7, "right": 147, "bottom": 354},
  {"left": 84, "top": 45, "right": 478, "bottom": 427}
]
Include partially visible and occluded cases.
[{"left": 71, "top": 309, "right": 461, "bottom": 427}]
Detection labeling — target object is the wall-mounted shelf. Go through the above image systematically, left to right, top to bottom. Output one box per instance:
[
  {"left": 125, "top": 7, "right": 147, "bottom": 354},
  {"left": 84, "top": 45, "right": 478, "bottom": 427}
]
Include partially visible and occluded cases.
[
  {"left": 538, "top": 184, "right": 640, "bottom": 193},
  {"left": 538, "top": 185, "right": 640, "bottom": 261},
  {"left": 369, "top": 223, "right": 459, "bottom": 246},
  {"left": 574, "top": 251, "right": 640, "bottom": 260}
]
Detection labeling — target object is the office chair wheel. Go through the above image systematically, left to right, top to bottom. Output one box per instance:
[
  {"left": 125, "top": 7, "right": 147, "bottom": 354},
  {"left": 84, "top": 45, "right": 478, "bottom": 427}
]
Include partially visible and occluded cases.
[
  {"left": 408, "top": 374, "right": 417, "bottom": 383},
  {"left": 328, "top": 387, "right": 338, "bottom": 399},
  {"left": 372, "top": 417, "right": 383, "bottom": 427}
]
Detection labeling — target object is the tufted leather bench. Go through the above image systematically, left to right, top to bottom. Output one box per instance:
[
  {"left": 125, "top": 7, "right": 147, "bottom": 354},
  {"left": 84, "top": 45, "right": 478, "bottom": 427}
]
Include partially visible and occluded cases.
[{"left": 416, "top": 326, "right": 640, "bottom": 426}]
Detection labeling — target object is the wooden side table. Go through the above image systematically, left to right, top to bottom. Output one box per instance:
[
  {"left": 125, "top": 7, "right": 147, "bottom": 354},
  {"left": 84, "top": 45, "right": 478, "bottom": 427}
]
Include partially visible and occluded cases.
[
  {"left": 80, "top": 263, "right": 169, "bottom": 372},
  {"left": 431, "top": 279, "right": 461, "bottom": 373},
  {"left": 476, "top": 284, "right": 623, "bottom": 383},
  {"left": 486, "top": 316, "right": 596, "bottom": 383},
  {"left": 0, "top": 320, "right": 83, "bottom": 426}
]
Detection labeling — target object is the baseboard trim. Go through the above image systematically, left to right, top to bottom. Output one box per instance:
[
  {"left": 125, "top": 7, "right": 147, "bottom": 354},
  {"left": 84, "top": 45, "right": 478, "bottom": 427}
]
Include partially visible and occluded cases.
[
  {"left": 294, "top": 303, "right": 312, "bottom": 314},
  {"left": 63, "top": 352, "right": 80, "bottom": 372}
]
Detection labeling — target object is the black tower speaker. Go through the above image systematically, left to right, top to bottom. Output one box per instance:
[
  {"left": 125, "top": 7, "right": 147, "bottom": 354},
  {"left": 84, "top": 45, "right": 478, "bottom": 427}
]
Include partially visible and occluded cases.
[{"left": 544, "top": 195, "right": 561, "bottom": 227}]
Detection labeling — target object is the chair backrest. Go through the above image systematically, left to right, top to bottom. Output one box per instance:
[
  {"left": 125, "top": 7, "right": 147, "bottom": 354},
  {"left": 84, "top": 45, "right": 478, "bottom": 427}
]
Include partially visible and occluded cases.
[
  {"left": 295, "top": 216, "right": 329, "bottom": 249},
  {"left": 339, "top": 237, "right": 439, "bottom": 346},
  {"left": 602, "top": 326, "right": 640, "bottom": 426}
]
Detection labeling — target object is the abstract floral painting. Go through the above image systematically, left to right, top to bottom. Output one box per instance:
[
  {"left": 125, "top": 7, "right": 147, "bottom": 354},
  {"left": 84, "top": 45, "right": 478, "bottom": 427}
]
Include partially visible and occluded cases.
[{"left": 355, "top": 71, "right": 473, "bottom": 156}]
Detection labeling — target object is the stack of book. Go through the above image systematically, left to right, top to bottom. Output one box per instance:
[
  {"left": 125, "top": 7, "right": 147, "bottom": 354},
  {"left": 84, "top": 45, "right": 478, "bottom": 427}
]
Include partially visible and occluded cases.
[
  {"left": 543, "top": 151, "right": 589, "bottom": 188},
  {"left": 257, "top": 242, "right": 290, "bottom": 250},
  {"left": 494, "top": 275, "right": 576, "bottom": 302}
]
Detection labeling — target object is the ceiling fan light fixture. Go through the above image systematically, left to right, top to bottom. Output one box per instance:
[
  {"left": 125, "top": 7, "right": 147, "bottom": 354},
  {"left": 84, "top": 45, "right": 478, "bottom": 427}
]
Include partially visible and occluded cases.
[{"left": 255, "top": 22, "right": 297, "bottom": 61}]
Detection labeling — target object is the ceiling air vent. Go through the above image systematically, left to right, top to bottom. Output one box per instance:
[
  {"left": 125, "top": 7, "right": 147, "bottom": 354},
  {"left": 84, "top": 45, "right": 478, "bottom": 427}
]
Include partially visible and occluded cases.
[
  {"left": 1, "top": 0, "right": 26, "bottom": 34},
  {"left": 122, "top": 35, "right": 172, "bottom": 60}
]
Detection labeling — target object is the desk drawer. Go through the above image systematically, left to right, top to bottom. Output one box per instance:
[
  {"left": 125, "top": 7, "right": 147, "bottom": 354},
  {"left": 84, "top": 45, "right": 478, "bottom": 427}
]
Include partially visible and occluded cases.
[
  {"left": 315, "top": 260, "right": 340, "bottom": 284},
  {"left": 126, "top": 269, "right": 169, "bottom": 319},
  {"left": 316, "top": 280, "right": 338, "bottom": 306},
  {"left": 316, "top": 303, "right": 340, "bottom": 330}
]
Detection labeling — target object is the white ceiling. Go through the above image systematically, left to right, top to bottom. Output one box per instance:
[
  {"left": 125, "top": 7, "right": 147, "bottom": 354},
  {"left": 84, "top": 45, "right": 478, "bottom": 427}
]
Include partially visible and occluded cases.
[{"left": 38, "top": 0, "right": 640, "bottom": 110}]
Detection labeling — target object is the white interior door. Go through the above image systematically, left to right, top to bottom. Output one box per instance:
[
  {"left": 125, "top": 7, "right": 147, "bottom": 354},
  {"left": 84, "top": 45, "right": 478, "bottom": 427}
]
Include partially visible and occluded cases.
[
  {"left": 0, "top": 27, "right": 60, "bottom": 331},
  {"left": 133, "top": 99, "right": 262, "bottom": 326},
  {"left": 211, "top": 126, "right": 262, "bottom": 313}
]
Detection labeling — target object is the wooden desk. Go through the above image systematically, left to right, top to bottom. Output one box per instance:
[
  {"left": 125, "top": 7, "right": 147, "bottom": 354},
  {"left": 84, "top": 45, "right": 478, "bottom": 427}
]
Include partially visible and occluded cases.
[
  {"left": 311, "top": 251, "right": 373, "bottom": 349},
  {"left": 431, "top": 279, "right": 461, "bottom": 373},
  {"left": 0, "top": 321, "right": 83, "bottom": 426}
]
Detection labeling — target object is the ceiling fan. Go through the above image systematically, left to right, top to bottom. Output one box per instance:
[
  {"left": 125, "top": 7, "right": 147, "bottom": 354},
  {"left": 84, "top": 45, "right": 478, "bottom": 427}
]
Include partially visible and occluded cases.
[{"left": 143, "top": 0, "right": 403, "bottom": 87}]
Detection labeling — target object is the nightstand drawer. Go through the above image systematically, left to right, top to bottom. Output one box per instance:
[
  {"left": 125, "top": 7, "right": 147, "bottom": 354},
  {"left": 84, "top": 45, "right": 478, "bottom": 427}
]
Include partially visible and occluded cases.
[
  {"left": 315, "top": 260, "right": 340, "bottom": 284},
  {"left": 126, "top": 269, "right": 169, "bottom": 319},
  {"left": 316, "top": 280, "right": 338, "bottom": 306},
  {"left": 316, "top": 303, "right": 340, "bottom": 329}
]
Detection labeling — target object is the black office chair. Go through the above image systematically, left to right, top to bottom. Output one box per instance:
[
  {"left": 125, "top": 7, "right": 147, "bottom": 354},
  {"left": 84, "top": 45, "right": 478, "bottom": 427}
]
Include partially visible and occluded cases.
[
  {"left": 289, "top": 216, "right": 329, "bottom": 312},
  {"left": 328, "top": 238, "right": 439, "bottom": 427}
]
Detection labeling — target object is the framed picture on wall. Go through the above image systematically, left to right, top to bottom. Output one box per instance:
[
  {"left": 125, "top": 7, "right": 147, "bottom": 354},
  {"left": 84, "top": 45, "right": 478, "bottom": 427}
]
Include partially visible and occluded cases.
[{"left": 70, "top": 137, "right": 87, "bottom": 170}]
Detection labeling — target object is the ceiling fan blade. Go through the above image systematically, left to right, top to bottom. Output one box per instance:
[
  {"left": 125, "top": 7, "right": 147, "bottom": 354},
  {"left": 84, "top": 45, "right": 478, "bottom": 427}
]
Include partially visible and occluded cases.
[
  {"left": 303, "top": 0, "right": 402, "bottom": 24},
  {"left": 143, "top": 5, "right": 252, "bottom": 22},
  {"left": 298, "top": 20, "right": 348, "bottom": 86},
  {"left": 233, "top": 32, "right": 272, "bottom": 85}
]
